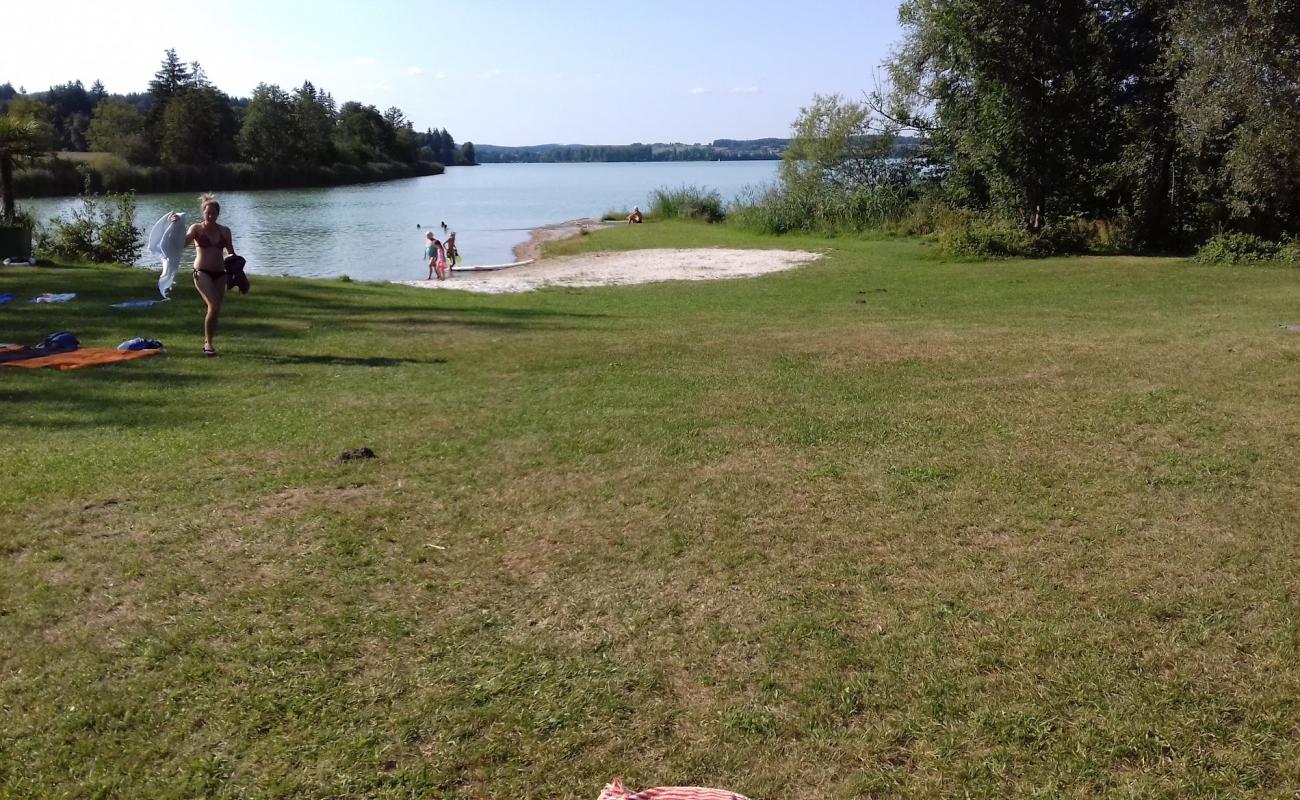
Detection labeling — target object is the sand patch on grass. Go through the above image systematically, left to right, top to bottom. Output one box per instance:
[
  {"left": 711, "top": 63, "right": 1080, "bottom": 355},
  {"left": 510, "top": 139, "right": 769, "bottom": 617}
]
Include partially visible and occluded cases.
[{"left": 398, "top": 247, "right": 821, "bottom": 294}]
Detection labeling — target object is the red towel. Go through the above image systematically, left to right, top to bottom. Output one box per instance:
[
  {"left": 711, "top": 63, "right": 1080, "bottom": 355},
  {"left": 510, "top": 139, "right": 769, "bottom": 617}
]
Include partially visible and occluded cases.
[{"left": 0, "top": 347, "right": 160, "bottom": 370}]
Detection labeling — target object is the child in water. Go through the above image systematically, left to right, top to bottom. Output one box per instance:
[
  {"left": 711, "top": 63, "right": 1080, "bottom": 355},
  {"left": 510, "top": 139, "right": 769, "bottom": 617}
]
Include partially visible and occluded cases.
[
  {"left": 425, "top": 232, "right": 447, "bottom": 280},
  {"left": 445, "top": 232, "right": 459, "bottom": 268}
]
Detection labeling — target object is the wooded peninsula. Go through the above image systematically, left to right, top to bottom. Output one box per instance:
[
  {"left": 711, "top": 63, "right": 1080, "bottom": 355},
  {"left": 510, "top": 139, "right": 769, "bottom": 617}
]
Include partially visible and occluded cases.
[{"left": 1, "top": 49, "right": 475, "bottom": 198}]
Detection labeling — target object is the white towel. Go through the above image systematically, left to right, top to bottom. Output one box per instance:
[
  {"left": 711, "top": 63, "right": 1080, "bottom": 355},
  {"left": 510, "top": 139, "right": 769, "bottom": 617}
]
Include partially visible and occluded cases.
[{"left": 148, "top": 212, "right": 188, "bottom": 298}]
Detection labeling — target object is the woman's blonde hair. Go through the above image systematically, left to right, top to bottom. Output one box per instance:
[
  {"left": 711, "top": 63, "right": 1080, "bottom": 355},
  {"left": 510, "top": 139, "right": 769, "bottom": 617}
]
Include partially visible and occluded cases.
[{"left": 200, "top": 193, "right": 220, "bottom": 213}]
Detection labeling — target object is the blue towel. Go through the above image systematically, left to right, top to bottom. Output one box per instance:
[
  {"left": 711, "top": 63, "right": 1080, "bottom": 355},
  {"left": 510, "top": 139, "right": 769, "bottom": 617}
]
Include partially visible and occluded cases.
[
  {"left": 112, "top": 299, "right": 164, "bottom": 309},
  {"left": 117, "top": 337, "right": 164, "bottom": 351}
]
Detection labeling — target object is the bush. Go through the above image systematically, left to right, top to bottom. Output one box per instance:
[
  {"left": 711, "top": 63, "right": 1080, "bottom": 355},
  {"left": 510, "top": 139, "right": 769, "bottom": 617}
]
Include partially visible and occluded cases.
[
  {"left": 728, "top": 181, "right": 916, "bottom": 235},
  {"left": 648, "top": 185, "right": 725, "bottom": 223},
  {"left": 726, "top": 185, "right": 807, "bottom": 234},
  {"left": 38, "top": 190, "right": 143, "bottom": 264},
  {"left": 889, "top": 196, "right": 974, "bottom": 237},
  {"left": 938, "top": 215, "right": 1038, "bottom": 258},
  {"left": 1193, "top": 233, "right": 1285, "bottom": 264}
]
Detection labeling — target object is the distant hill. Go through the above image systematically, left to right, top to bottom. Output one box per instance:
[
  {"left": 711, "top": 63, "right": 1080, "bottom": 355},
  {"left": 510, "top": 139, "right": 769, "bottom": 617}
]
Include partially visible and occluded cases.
[{"left": 474, "top": 136, "right": 921, "bottom": 164}]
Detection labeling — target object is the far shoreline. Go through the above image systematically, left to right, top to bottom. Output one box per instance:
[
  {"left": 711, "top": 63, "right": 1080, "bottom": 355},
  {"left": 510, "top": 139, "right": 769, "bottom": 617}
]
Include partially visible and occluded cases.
[{"left": 15, "top": 159, "right": 445, "bottom": 201}]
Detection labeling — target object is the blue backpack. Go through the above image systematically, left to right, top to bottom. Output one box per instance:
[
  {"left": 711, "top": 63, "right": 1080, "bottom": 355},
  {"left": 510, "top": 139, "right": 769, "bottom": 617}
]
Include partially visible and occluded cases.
[{"left": 35, "top": 331, "right": 80, "bottom": 353}]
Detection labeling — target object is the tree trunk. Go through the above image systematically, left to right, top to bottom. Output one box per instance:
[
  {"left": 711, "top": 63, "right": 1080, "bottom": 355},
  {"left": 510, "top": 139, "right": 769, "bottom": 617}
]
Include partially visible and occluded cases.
[{"left": 0, "top": 155, "right": 14, "bottom": 223}]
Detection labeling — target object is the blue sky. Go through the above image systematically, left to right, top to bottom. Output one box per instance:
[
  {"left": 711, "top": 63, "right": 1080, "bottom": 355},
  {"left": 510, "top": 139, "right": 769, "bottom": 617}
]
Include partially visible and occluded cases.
[{"left": 2, "top": 1, "right": 904, "bottom": 146}]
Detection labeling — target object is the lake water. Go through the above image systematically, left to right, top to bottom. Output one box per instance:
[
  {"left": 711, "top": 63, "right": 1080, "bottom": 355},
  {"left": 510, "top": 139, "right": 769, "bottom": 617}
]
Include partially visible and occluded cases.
[{"left": 23, "top": 162, "right": 780, "bottom": 282}]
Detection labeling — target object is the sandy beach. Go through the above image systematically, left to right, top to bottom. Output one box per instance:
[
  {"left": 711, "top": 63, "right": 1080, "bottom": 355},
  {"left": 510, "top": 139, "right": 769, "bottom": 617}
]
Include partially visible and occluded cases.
[{"left": 397, "top": 218, "right": 821, "bottom": 294}]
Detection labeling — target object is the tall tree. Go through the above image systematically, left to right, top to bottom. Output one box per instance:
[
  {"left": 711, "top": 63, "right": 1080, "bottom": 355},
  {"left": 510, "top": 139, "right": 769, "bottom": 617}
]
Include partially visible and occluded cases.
[
  {"left": 889, "top": 0, "right": 1120, "bottom": 230},
  {"left": 1168, "top": 0, "right": 1300, "bottom": 238},
  {"left": 146, "top": 49, "right": 193, "bottom": 157},
  {"left": 148, "top": 49, "right": 192, "bottom": 103},
  {"left": 40, "top": 80, "right": 94, "bottom": 150},
  {"left": 291, "top": 81, "right": 336, "bottom": 167},
  {"left": 238, "top": 83, "right": 296, "bottom": 164},
  {"left": 160, "top": 89, "right": 221, "bottom": 164},
  {"left": 781, "top": 94, "right": 903, "bottom": 197},
  {"left": 334, "top": 102, "right": 391, "bottom": 164},
  {"left": 437, "top": 128, "right": 456, "bottom": 166}
]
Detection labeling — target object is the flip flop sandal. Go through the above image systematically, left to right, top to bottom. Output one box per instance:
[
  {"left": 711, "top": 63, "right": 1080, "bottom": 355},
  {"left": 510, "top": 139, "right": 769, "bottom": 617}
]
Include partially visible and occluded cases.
[{"left": 203, "top": 343, "right": 217, "bottom": 357}]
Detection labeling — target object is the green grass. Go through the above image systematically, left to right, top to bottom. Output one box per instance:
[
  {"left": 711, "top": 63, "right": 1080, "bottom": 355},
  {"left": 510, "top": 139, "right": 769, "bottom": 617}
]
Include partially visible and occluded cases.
[{"left": 3, "top": 222, "right": 1300, "bottom": 798}]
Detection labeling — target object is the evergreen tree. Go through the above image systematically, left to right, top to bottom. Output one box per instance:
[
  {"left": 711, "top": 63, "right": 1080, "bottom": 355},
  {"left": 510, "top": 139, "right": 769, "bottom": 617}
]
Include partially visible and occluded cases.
[
  {"left": 146, "top": 49, "right": 193, "bottom": 158},
  {"left": 148, "top": 49, "right": 192, "bottom": 104},
  {"left": 41, "top": 80, "right": 94, "bottom": 151},
  {"left": 292, "top": 81, "right": 336, "bottom": 167},
  {"left": 438, "top": 128, "right": 455, "bottom": 166}
]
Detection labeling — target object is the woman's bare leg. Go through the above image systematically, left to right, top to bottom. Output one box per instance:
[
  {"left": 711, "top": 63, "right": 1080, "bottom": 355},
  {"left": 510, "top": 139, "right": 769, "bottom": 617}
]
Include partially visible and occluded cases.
[{"left": 193, "top": 272, "right": 226, "bottom": 349}]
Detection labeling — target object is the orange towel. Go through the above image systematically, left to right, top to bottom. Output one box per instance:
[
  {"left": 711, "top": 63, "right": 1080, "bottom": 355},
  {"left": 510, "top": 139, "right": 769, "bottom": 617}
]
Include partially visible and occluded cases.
[{"left": 0, "top": 347, "right": 160, "bottom": 370}]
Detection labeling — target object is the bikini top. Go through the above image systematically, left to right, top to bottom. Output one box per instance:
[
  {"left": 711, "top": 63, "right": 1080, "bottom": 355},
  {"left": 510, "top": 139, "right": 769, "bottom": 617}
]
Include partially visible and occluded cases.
[{"left": 196, "top": 227, "right": 223, "bottom": 249}]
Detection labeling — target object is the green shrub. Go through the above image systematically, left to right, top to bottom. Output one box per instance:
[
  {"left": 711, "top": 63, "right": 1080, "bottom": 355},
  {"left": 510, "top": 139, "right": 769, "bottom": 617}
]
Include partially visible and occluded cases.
[
  {"left": 728, "top": 181, "right": 915, "bottom": 235},
  {"left": 649, "top": 185, "right": 725, "bottom": 223},
  {"left": 726, "top": 186, "right": 805, "bottom": 234},
  {"left": 38, "top": 191, "right": 143, "bottom": 264},
  {"left": 888, "top": 196, "right": 973, "bottom": 236},
  {"left": 601, "top": 208, "right": 629, "bottom": 222},
  {"left": 938, "top": 215, "right": 1037, "bottom": 258},
  {"left": 1193, "top": 233, "right": 1285, "bottom": 264},
  {"left": 1278, "top": 239, "right": 1300, "bottom": 265}
]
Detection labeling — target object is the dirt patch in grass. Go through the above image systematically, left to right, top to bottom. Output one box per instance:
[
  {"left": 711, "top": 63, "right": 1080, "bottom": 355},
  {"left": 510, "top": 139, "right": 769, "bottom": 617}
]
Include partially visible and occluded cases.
[{"left": 253, "top": 484, "right": 382, "bottom": 523}]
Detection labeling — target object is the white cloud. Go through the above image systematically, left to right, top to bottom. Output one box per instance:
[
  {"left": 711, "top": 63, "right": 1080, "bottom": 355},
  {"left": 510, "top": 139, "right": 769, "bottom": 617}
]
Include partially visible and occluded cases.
[
  {"left": 352, "top": 57, "right": 380, "bottom": 66},
  {"left": 407, "top": 66, "right": 425, "bottom": 77},
  {"left": 481, "top": 68, "right": 505, "bottom": 80},
  {"left": 434, "top": 70, "right": 448, "bottom": 80},
  {"left": 730, "top": 86, "right": 759, "bottom": 95},
  {"left": 688, "top": 87, "right": 707, "bottom": 95}
]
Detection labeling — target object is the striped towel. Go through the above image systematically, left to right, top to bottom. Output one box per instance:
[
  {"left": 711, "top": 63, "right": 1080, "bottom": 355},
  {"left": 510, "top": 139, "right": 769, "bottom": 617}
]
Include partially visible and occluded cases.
[{"left": 598, "top": 777, "right": 751, "bottom": 800}]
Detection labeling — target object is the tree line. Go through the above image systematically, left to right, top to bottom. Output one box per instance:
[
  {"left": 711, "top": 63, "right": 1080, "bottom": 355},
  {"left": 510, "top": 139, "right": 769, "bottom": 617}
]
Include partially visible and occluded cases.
[
  {"left": 740, "top": 0, "right": 1298, "bottom": 257},
  {"left": 869, "top": 0, "right": 1300, "bottom": 251},
  {"left": 0, "top": 49, "right": 476, "bottom": 195},
  {"left": 475, "top": 138, "right": 831, "bottom": 163}
]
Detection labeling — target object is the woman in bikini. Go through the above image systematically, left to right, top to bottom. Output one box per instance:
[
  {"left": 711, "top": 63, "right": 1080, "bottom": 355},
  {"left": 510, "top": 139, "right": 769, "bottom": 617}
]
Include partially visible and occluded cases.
[{"left": 178, "top": 194, "right": 236, "bottom": 356}]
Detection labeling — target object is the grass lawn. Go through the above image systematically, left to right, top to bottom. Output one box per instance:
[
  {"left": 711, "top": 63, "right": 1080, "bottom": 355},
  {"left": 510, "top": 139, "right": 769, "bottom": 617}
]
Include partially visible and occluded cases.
[{"left": 2, "top": 222, "right": 1299, "bottom": 798}]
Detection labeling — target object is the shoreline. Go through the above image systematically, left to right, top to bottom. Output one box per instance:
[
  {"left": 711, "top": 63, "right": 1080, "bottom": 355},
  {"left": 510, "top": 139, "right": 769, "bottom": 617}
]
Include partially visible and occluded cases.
[{"left": 510, "top": 217, "right": 620, "bottom": 262}]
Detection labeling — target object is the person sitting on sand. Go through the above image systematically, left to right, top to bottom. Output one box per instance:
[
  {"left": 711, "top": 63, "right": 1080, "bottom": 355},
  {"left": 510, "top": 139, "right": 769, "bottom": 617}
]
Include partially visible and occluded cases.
[
  {"left": 627, "top": 207, "right": 643, "bottom": 224},
  {"left": 425, "top": 232, "right": 448, "bottom": 281}
]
